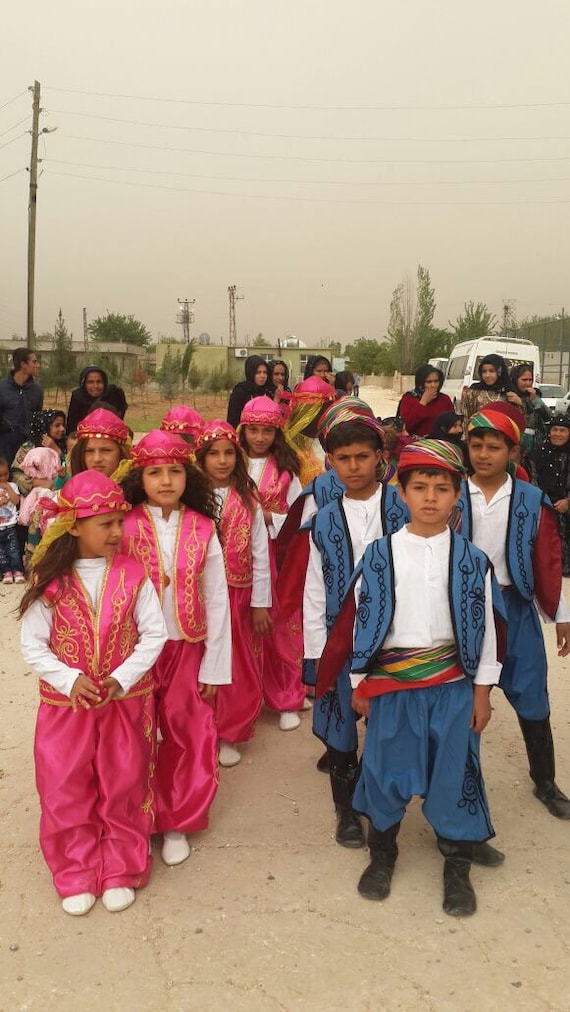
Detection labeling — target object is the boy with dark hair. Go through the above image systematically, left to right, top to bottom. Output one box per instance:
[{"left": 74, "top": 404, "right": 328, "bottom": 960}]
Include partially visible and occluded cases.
[
  {"left": 302, "top": 405, "right": 410, "bottom": 847},
  {"left": 462, "top": 405, "right": 570, "bottom": 818},
  {"left": 317, "top": 439, "right": 503, "bottom": 917}
]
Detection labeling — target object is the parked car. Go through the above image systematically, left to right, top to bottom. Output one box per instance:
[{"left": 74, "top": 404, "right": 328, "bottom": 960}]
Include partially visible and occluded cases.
[
  {"left": 443, "top": 336, "right": 540, "bottom": 409},
  {"left": 538, "top": 383, "right": 566, "bottom": 414},
  {"left": 554, "top": 389, "right": 570, "bottom": 415}
]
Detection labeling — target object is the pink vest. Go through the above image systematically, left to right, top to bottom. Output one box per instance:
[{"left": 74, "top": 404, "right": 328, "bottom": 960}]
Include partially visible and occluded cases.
[
  {"left": 255, "top": 456, "right": 291, "bottom": 513},
  {"left": 219, "top": 486, "right": 254, "bottom": 588},
  {"left": 122, "top": 504, "right": 215, "bottom": 642},
  {"left": 40, "top": 554, "right": 151, "bottom": 706}
]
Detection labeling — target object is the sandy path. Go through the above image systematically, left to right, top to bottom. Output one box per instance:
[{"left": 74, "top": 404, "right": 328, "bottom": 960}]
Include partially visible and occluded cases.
[{"left": 2, "top": 384, "right": 570, "bottom": 1011}]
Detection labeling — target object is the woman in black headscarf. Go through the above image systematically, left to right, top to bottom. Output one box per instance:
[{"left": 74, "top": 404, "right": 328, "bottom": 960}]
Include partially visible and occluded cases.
[
  {"left": 461, "top": 354, "right": 514, "bottom": 424},
  {"left": 226, "top": 355, "right": 270, "bottom": 429},
  {"left": 303, "top": 355, "right": 334, "bottom": 384},
  {"left": 268, "top": 359, "right": 292, "bottom": 412},
  {"left": 397, "top": 363, "right": 454, "bottom": 437},
  {"left": 510, "top": 363, "right": 551, "bottom": 463},
  {"left": 66, "top": 365, "right": 109, "bottom": 434},
  {"left": 530, "top": 413, "right": 570, "bottom": 575}
]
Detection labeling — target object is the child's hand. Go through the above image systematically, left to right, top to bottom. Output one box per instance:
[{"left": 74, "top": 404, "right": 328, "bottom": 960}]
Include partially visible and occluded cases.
[
  {"left": 554, "top": 499, "right": 570, "bottom": 514},
  {"left": 251, "top": 607, "right": 272, "bottom": 636},
  {"left": 556, "top": 622, "right": 570, "bottom": 657},
  {"left": 70, "top": 673, "right": 101, "bottom": 711},
  {"left": 94, "top": 677, "right": 122, "bottom": 708},
  {"left": 199, "top": 683, "right": 218, "bottom": 699},
  {"left": 470, "top": 685, "right": 492, "bottom": 733},
  {"left": 351, "top": 689, "right": 370, "bottom": 718}
]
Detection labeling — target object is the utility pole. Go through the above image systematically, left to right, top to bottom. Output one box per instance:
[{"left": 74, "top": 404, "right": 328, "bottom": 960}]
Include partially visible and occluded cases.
[
  {"left": 27, "top": 81, "right": 41, "bottom": 344},
  {"left": 228, "top": 285, "right": 244, "bottom": 346},
  {"left": 176, "top": 298, "right": 195, "bottom": 343}
]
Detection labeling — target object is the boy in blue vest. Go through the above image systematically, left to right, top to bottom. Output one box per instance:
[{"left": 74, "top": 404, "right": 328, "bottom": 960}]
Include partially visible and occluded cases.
[
  {"left": 302, "top": 402, "right": 410, "bottom": 847},
  {"left": 463, "top": 405, "right": 570, "bottom": 819},
  {"left": 317, "top": 439, "right": 503, "bottom": 916}
]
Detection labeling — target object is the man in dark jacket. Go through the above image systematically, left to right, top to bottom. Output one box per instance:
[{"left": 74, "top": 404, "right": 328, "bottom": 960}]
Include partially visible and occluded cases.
[{"left": 0, "top": 348, "right": 44, "bottom": 459}]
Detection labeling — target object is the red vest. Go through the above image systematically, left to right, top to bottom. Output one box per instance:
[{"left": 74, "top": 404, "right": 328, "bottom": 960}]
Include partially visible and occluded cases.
[
  {"left": 254, "top": 456, "right": 291, "bottom": 513},
  {"left": 219, "top": 487, "right": 254, "bottom": 588},
  {"left": 123, "top": 504, "right": 215, "bottom": 641},
  {"left": 40, "top": 554, "right": 151, "bottom": 706}
]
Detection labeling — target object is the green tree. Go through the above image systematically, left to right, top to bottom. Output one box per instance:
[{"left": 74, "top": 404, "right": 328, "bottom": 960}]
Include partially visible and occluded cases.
[
  {"left": 386, "top": 265, "right": 437, "bottom": 373},
  {"left": 449, "top": 301, "right": 498, "bottom": 347},
  {"left": 42, "top": 310, "right": 76, "bottom": 403},
  {"left": 89, "top": 312, "right": 152, "bottom": 348},
  {"left": 252, "top": 333, "right": 271, "bottom": 348},
  {"left": 344, "top": 337, "right": 394, "bottom": 375},
  {"left": 155, "top": 347, "right": 181, "bottom": 404},
  {"left": 187, "top": 364, "right": 202, "bottom": 407},
  {"left": 131, "top": 365, "right": 150, "bottom": 420}
]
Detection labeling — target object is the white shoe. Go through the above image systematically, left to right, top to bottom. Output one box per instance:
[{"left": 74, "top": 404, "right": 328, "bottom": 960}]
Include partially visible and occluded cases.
[
  {"left": 301, "top": 697, "right": 312, "bottom": 711},
  {"left": 279, "top": 711, "right": 301, "bottom": 731},
  {"left": 218, "top": 741, "right": 242, "bottom": 767},
  {"left": 162, "top": 831, "right": 191, "bottom": 866},
  {"left": 102, "top": 887, "right": 135, "bottom": 912},
  {"left": 62, "top": 892, "right": 96, "bottom": 916}
]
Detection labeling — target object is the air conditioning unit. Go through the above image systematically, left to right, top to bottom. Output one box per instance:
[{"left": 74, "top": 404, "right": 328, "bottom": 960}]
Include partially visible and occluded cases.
[{"left": 234, "top": 348, "right": 248, "bottom": 358}]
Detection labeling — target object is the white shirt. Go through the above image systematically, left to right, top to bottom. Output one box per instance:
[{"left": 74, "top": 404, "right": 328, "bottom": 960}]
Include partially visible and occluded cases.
[
  {"left": 247, "top": 457, "right": 303, "bottom": 538},
  {"left": 467, "top": 476, "right": 570, "bottom": 623},
  {"left": 214, "top": 486, "right": 272, "bottom": 608},
  {"left": 303, "top": 486, "right": 384, "bottom": 659},
  {"left": 146, "top": 506, "right": 232, "bottom": 684},
  {"left": 350, "top": 526, "right": 501, "bottom": 688},
  {"left": 20, "top": 557, "right": 168, "bottom": 697}
]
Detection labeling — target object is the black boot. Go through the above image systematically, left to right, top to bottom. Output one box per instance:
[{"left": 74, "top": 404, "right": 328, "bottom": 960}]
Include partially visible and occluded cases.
[
  {"left": 518, "top": 716, "right": 570, "bottom": 820},
  {"left": 316, "top": 750, "right": 329, "bottom": 774},
  {"left": 328, "top": 750, "right": 365, "bottom": 848},
  {"left": 357, "top": 822, "right": 400, "bottom": 901},
  {"left": 437, "top": 838, "right": 477, "bottom": 917},
  {"left": 471, "top": 841, "right": 505, "bottom": 867}
]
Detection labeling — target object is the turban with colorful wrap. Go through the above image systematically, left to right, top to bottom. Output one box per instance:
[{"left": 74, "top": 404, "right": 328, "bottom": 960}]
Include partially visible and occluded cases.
[
  {"left": 239, "top": 395, "right": 283, "bottom": 428},
  {"left": 317, "top": 397, "right": 384, "bottom": 449},
  {"left": 467, "top": 405, "right": 521, "bottom": 446},
  {"left": 131, "top": 430, "right": 191, "bottom": 468},
  {"left": 397, "top": 438, "right": 466, "bottom": 477},
  {"left": 32, "top": 471, "right": 131, "bottom": 565}
]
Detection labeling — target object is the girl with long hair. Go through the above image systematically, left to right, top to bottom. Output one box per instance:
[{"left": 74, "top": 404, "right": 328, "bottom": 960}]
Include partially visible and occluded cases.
[
  {"left": 238, "top": 396, "right": 307, "bottom": 730},
  {"left": 70, "top": 407, "right": 131, "bottom": 483},
  {"left": 195, "top": 420, "right": 271, "bottom": 767},
  {"left": 121, "top": 430, "right": 231, "bottom": 867},
  {"left": 19, "top": 471, "right": 167, "bottom": 916}
]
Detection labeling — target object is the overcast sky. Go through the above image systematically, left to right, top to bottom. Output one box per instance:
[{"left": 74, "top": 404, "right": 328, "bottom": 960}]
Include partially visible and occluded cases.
[{"left": 2, "top": 1, "right": 570, "bottom": 349}]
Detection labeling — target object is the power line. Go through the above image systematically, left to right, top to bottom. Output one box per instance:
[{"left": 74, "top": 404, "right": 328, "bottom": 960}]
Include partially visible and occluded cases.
[
  {"left": 44, "top": 85, "right": 570, "bottom": 112},
  {"left": 0, "top": 90, "right": 27, "bottom": 113},
  {"left": 47, "top": 108, "right": 570, "bottom": 144},
  {"left": 0, "top": 115, "right": 29, "bottom": 138},
  {"left": 0, "top": 131, "right": 28, "bottom": 151},
  {"left": 55, "top": 133, "right": 570, "bottom": 166},
  {"left": 60, "top": 133, "right": 570, "bottom": 165},
  {"left": 45, "top": 157, "right": 570, "bottom": 188},
  {"left": 0, "top": 167, "right": 26, "bottom": 185},
  {"left": 44, "top": 167, "right": 570, "bottom": 206}
]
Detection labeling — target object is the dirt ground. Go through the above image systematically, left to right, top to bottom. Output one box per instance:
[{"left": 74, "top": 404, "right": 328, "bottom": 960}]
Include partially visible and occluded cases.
[{"left": 2, "top": 385, "right": 570, "bottom": 1012}]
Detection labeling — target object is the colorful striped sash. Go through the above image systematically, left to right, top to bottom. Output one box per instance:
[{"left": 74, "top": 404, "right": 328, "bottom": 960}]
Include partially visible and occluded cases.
[{"left": 355, "top": 644, "right": 463, "bottom": 698}]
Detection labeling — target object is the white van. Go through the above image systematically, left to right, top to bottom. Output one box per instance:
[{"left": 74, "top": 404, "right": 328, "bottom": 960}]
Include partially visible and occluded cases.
[{"left": 443, "top": 337, "right": 541, "bottom": 409}]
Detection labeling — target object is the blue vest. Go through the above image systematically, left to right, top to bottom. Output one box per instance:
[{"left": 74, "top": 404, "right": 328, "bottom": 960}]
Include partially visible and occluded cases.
[
  {"left": 305, "top": 469, "right": 345, "bottom": 509},
  {"left": 457, "top": 478, "right": 547, "bottom": 602},
  {"left": 311, "top": 488, "right": 410, "bottom": 629},
  {"left": 351, "top": 532, "right": 496, "bottom": 680}
]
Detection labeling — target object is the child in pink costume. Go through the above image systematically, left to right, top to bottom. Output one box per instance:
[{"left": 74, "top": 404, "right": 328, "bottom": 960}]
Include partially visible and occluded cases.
[
  {"left": 239, "top": 396, "right": 307, "bottom": 731},
  {"left": 195, "top": 421, "right": 272, "bottom": 768},
  {"left": 121, "top": 430, "right": 232, "bottom": 867},
  {"left": 19, "top": 471, "right": 167, "bottom": 917}
]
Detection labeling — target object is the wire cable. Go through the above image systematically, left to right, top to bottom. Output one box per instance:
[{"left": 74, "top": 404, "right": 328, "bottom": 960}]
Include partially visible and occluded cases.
[
  {"left": 44, "top": 86, "right": 570, "bottom": 112},
  {"left": 0, "top": 90, "right": 27, "bottom": 113},
  {"left": 0, "top": 115, "right": 29, "bottom": 138},
  {"left": 0, "top": 131, "right": 28, "bottom": 151},
  {"left": 0, "top": 168, "right": 26, "bottom": 185}
]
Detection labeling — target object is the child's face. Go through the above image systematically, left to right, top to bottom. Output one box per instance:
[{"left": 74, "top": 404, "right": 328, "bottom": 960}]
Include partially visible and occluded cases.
[
  {"left": 480, "top": 364, "right": 498, "bottom": 386},
  {"left": 49, "top": 417, "right": 66, "bottom": 441},
  {"left": 448, "top": 421, "right": 463, "bottom": 436},
  {"left": 244, "top": 424, "right": 276, "bottom": 458},
  {"left": 550, "top": 425, "right": 570, "bottom": 447},
  {"left": 468, "top": 432, "right": 511, "bottom": 481},
  {"left": 83, "top": 437, "right": 121, "bottom": 477},
  {"left": 203, "top": 439, "right": 236, "bottom": 487},
  {"left": 327, "top": 441, "right": 382, "bottom": 499},
  {"left": 142, "top": 463, "right": 186, "bottom": 513},
  {"left": 0, "top": 466, "right": 9, "bottom": 483},
  {"left": 399, "top": 470, "right": 459, "bottom": 534},
  {"left": 71, "top": 512, "right": 124, "bottom": 559}
]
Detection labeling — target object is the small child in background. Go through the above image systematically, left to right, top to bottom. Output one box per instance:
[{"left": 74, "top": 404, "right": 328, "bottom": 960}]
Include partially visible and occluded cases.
[
  {"left": 195, "top": 421, "right": 272, "bottom": 767},
  {"left": 18, "top": 447, "right": 61, "bottom": 570},
  {"left": 0, "top": 455, "right": 22, "bottom": 584}
]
